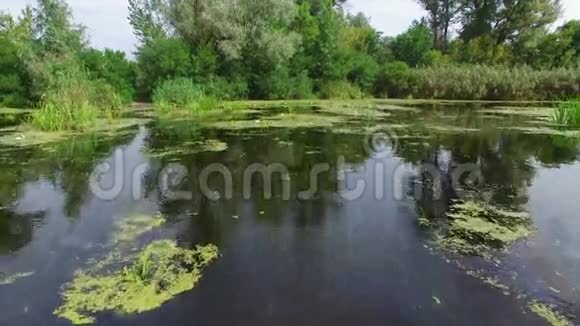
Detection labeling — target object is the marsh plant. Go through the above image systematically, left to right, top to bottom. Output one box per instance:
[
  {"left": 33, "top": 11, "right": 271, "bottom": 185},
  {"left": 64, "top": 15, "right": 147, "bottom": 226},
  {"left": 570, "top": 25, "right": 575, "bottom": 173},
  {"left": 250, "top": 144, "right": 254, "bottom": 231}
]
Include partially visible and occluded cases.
[
  {"left": 29, "top": 73, "right": 124, "bottom": 131},
  {"left": 153, "top": 78, "right": 218, "bottom": 113},
  {"left": 552, "top": 100, "right": 580, "bottom": 127}
]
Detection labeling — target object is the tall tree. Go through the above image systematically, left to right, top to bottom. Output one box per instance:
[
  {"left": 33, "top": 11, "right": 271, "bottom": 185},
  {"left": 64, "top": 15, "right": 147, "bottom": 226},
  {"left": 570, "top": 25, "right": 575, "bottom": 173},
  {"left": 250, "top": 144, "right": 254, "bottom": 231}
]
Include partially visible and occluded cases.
[{"left": 416, "top": 0, "right": 460, "bottom": 50}]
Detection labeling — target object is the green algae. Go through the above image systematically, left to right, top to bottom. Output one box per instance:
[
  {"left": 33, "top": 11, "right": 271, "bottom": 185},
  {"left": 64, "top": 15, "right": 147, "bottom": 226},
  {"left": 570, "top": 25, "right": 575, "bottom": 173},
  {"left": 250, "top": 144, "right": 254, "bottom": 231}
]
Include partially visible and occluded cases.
[
  {"left": 478, "top": 107, "right": 553, "bottom": 118},
  {"left": 203, "top": 112, "right": 345, "bottom": 130},
  {"left": 0, "top": 118, "right": 149, "bottom": 148},
  {"left": 425, "top": 125, "right": 481, "bottom": 133},
  {"left": 499, "top": 126, "right": 580, "bottom": 138},
  {"left": 147, "top": 139, "right": 228, "bottom": 159},
  {"left": 433, "top": 201, "right": 534, "bottom": 257},
  {"left": 55, "top": 213, "right": 220, "bottom": 324},
  {"left": 111, "top": 213, "right": 166, "bottom": 246},
  {"left": 55, "top": 240, "right": 219, "bottom": 325},
  {"left": 0, "top": 271, "right": 35, "bottom": 285},
  {"left": 529, "top": 302, "right": 572, "bottom": 326}
]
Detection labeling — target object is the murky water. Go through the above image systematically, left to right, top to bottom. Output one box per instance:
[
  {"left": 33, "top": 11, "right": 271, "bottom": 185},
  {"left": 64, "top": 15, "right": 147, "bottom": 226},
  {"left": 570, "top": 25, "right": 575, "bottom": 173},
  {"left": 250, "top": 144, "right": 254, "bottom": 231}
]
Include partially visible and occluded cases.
[{"left": 0, "top": 102, "right": 579, "bottom": 325}]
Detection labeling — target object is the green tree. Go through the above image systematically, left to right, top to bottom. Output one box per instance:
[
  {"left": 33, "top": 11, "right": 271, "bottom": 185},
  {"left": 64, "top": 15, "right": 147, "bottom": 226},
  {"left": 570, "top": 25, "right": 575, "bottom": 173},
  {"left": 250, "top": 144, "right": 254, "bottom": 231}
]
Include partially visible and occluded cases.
[{"left": 390, "top": 21, "right": 434, "bottom": 67}]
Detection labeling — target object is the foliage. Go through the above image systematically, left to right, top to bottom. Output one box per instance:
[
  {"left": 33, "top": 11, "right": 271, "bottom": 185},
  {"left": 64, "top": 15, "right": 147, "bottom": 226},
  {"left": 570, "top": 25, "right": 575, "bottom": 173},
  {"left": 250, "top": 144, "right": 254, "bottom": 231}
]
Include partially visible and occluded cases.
[
  {"left": 390, "top": 21, "right": 434, "bottom": 67},
  {"left": 134, "top": 37, "right": 192, "bottom": 99},
  {"left": 80, "top": 49, "right": 135, "bottom": 103},
  {"left": 374, "top": 61, "right": 414, "bottom": 98},
  {"left": 30, "top": 73, "right": 100, "bottom": 131},
  {"left": 153, "top": 78, "right": 218, "bottom": 112},
  {"left": 318, "top": 80, "right": 364, "bottom": 100},
  {"left": 552, "top": 100, "right": 580, "bottom": 127}
]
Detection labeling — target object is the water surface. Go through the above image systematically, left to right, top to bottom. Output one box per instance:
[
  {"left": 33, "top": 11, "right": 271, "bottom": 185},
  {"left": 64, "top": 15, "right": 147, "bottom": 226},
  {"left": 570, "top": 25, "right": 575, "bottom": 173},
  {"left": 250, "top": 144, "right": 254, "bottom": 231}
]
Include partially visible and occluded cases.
[{"left": 0, "top": 102, "right": 579, "bottom": 325}]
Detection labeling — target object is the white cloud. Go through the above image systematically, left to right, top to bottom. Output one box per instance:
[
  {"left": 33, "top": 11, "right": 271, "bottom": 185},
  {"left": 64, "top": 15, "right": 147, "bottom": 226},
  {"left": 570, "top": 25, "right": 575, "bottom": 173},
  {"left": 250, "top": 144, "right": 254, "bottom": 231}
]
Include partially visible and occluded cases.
[{"left": 2, "top": 0, "right": 579, "bottom": 56}]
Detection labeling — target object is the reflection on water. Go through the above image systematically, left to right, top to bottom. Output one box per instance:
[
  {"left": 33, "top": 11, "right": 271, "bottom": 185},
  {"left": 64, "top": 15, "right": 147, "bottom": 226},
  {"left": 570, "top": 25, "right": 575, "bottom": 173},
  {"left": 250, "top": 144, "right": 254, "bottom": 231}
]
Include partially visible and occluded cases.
[{"left": 0, "top": 103, "right": 579, "bottom": 325}]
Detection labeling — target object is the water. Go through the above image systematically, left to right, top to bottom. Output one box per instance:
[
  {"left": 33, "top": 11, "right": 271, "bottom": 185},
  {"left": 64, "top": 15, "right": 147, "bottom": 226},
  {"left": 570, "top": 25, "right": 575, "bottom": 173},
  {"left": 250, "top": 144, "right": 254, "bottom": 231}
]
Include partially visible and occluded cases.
[{"left": 0, "top": 102, "right": 578, "bottom": 325}]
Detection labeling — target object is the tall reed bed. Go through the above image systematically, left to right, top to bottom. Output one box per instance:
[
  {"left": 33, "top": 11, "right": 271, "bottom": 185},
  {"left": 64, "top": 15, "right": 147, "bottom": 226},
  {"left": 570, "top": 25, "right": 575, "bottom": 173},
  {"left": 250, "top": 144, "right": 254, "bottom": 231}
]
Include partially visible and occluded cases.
[
  {"left": 379, "top": 65, "right": 580, "bottom": 101},
  {"left": 30, "top": 73, "right": 123, "bottom": 131},
  {"left": 153, "top": 78, "right": 218, "bottom": 114}
]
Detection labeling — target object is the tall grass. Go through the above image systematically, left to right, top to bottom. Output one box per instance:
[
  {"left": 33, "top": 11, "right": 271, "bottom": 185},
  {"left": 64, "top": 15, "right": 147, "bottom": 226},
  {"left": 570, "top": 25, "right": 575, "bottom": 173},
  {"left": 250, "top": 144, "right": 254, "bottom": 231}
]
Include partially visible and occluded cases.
[
  {"left": 377, "top": 65, "right": 580, "bottom": 100},
  {"left": 29, "top": 72, "right": 124, "bottom": 131},
  {"left": 153, "top": 78, "right": 218, "bottom": 113},
  {"left": 552, "top": 100, "right": 580, "bottom": 127}
]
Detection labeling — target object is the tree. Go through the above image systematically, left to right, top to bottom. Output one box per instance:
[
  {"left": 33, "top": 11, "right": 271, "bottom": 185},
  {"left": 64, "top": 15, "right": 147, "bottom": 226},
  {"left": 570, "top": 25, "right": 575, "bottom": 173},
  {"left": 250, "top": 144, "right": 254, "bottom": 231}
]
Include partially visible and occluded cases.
[
  {"left": 416, "top": 0, "right": 460, "bottom": 51},
  {"left": 459, "top": 0, "right": 562, "bottom": 45},
  {"left": 390, "top": 21, "right": 434, "bottom": 67}
]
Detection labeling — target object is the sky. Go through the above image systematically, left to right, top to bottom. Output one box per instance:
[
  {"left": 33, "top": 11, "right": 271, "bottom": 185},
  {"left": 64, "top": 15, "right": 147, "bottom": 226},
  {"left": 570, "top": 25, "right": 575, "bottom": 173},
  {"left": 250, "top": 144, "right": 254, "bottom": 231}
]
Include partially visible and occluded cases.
[{"left": 4, "top": 0, "right": 580, "bottom": 57}]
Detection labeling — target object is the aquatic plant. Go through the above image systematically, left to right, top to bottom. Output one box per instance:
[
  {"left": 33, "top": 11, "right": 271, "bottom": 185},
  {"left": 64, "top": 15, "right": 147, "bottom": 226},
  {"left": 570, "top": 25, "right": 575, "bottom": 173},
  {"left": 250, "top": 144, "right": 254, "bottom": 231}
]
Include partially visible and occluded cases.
[
  {"left": 29, "top": 71, "right": 124, "bottom": 132},
  {"left": 153, "top": 78, "right": 218, "bottom": 113},
  {"left": 552, "top": 100, "right": 580, "bottom": 127},
  {"left": 434, "top": 201, "right": 534, "bottom": 257},
  {"left": 112, "top": 213, "right": 166, "bottom": 245},
  {"left": 55, "top": 240, "right": 219, "bottom": 324},
  {"left": 0, "top": 271, "right": 35, "bottom": 285},
  {"left": 529, "top": 302, "right": 571, "bottom": 326}
]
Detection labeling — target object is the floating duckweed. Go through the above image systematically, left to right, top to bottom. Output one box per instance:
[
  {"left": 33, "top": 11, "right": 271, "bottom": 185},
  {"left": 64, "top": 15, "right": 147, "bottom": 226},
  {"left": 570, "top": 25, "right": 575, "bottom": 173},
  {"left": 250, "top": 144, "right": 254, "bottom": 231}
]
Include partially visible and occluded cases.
[
  {"left": 203, "top": 113, "right": 344, "bottom": 130},
  {"left": 0, "top": 118, "right": 148, "bottom": 147},
  {"left": 147, "top": 139, "right": 228, "bottom": 159},
  {"left": 434, "top": 201, "right": 534, "bottom": 257},
  {"left": 112, "top": 213, "right": 166, "bottom": 245},
  {"left": 55, "top": 240, "right": 219, "bottom": 325},
  {"left": 0, "top": 271, "right": 35, "bottom": 285},
  {"left": 529, "top": 302, "right": 572, "bottom": 326}
]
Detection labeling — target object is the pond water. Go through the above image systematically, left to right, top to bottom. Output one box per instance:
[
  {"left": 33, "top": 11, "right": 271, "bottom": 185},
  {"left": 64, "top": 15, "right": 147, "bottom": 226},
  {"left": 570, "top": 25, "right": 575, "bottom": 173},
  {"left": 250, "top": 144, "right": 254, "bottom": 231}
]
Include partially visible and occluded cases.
[{"left": 0, "top": 102, "right": 579, "bottom": 325}]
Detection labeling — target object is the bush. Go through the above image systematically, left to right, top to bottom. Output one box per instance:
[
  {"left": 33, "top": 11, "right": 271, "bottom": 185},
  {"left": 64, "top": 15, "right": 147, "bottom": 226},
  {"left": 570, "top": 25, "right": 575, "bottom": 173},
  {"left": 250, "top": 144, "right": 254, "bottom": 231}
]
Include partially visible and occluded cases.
[
  {"left": 374, "top": 61, "right": 414, "bottom": 98},
  {"left": 30, "top": 76, "right": 99, "bottom": 131},
  {"left": 153, "top": 78, "right": 218, "bottom": 112},
  {"left": 318, "top": 80, "right": 364, "bottom": 99}
]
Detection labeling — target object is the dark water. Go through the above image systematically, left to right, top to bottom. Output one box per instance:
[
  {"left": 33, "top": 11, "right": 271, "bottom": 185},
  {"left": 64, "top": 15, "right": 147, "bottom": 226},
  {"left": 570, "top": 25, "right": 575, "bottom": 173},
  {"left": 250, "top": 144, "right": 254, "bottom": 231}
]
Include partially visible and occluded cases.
[{"left": 0, "top": 103, "right": 579, "bottom": 325}]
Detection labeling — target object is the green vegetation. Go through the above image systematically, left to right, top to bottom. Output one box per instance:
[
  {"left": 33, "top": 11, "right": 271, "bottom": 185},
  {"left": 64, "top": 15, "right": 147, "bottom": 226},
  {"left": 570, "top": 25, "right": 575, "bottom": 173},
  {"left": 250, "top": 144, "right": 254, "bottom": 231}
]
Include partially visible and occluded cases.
[
  {"left": 0, "top": 0, "right": 577, "bottom": 127},
  {"left": 0, "top": 0, "right": 134, "bottom": 131},
  {"left": 152, "top": 78, "right": 218, "bottom": 114},
  {"left": 552, "top": 100, "right": 580, "bottom": 126},
  {"left": 432, "top": 201, "right": 534, "bottom": 257},
  {"left": 54, "top": 213, "right": 220, "bottom": 324},
  {"left": 55, "top": 240, "right": 219, "bottom": 324},
  {"left": 0, "top": 271, "right": 35, "bottom": 285},
  {"left": 529, "top": 302, "right": 572, "bottom": 326}
]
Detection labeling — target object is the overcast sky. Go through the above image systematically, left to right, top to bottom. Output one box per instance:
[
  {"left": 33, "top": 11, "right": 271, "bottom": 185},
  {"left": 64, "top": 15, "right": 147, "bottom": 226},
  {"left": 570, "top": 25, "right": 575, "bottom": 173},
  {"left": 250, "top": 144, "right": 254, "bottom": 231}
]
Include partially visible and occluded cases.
[{"left": 4, "top": 0, "right": 580, "bottom": 57}]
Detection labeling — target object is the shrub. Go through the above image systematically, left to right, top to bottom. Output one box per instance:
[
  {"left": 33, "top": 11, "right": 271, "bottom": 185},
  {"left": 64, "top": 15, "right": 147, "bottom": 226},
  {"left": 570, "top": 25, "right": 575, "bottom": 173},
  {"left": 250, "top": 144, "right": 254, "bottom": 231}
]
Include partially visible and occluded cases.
[
  {"left": 374, "top": 61, "right": 414, "bottom": 98},
  {"left": 29, "top": 72, "right": 122, "bottom": 131},
  {"left": 153, "top": 78, "right": 218, "bottom": 112},
  {"left": 318, "top": 80, "right": 364, "bottom": 99}
]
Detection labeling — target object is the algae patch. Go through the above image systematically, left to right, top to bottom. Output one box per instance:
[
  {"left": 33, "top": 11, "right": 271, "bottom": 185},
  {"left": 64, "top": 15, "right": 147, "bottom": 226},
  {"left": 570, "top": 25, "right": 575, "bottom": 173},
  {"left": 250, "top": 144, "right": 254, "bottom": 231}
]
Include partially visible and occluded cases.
[
  {"left": 147, "top": 139, "right": 228, "bottom": 159},
  {"left": 433, "top": 201, "right": 534, "bottom": 258},
  {"left": 55, "top": 213, "right": 220, "bottom": 324},
  {"left": 112, "top": 213, "right": 166, "bottom": 245},
  {"left": 55, "top": 240, "right": 219, "bottom": 324},
  {"left": 0, "top": 271, "right": 35, "bottom": 285},
  {"left": 529, "top": 302, "right": 572, "bottom": 326}
]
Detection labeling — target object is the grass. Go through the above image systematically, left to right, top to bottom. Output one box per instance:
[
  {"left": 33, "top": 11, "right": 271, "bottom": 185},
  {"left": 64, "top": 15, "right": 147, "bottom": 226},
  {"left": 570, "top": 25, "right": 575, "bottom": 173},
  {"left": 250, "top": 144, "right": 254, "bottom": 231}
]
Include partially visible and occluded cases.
[
  {"left": 153, "top": 78, "right": 220, "bottom": 114},
  {"left": 552, "top": 100, "right": 580, "bottom": 127}
]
